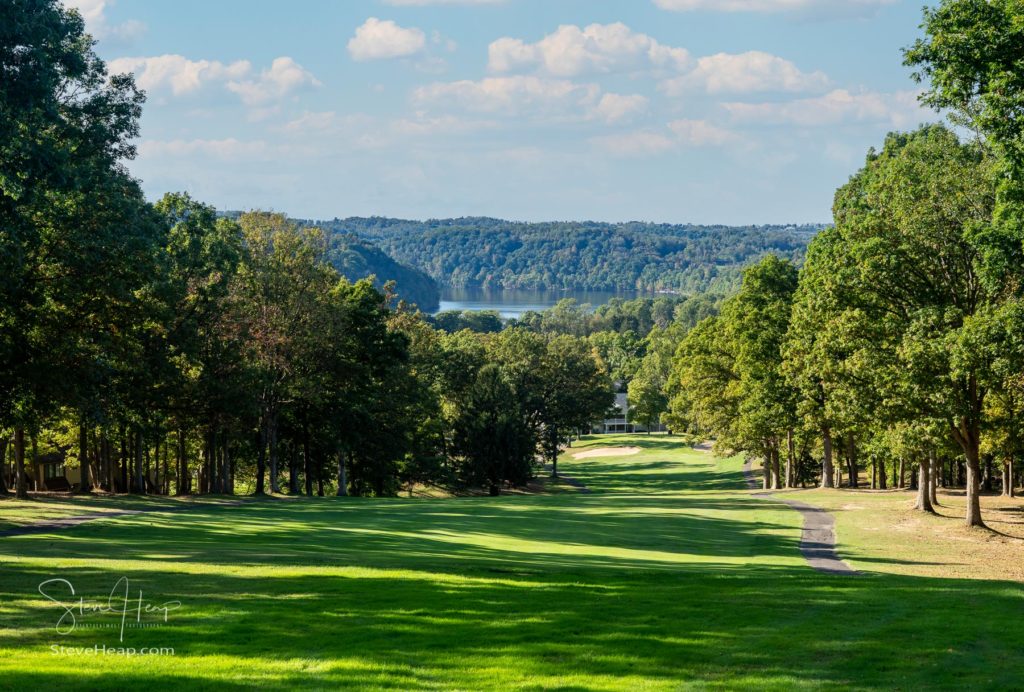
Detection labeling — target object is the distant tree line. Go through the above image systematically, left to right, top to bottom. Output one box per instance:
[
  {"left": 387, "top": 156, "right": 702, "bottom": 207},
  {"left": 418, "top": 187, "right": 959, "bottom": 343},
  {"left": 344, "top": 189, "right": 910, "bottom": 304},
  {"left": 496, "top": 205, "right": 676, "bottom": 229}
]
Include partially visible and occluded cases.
[
  {"left": 0, "top": 1, "right": 612, "bottom": 499},
  {"left": 319, "top": 216, "right": 819, "bottom": 295}
]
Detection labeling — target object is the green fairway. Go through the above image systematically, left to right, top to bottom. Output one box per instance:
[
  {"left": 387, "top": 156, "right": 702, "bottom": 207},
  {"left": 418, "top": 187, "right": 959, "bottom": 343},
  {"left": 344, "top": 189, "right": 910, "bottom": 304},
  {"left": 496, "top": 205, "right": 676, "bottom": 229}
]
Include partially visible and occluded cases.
[{"left": 1, "top": 435, "right": 1022, "bottom": 690}]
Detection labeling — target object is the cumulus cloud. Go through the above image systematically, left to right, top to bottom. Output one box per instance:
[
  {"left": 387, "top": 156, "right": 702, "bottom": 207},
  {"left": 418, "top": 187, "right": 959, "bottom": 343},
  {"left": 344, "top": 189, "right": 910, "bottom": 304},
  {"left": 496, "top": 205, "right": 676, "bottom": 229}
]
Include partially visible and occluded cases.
[
  {"left": 63, "top": 0, "right": 145, "bottom": 43},
  {"left": 652, "top": 0, "right": 896, "bottom": 18},
  {"left": 348, "top": 18, "right": 427, "bottom": 61},
  {"left": 488, "top": 23, "right": 689, "bottom": 77},
  {"left": 661, "top": 51, "right": 829, "bottom": 95},
  {"left": 108, "top": 55, "right": 319, "bottom": 104},
  {"left": 108, "top": 55, "right": 251, "bottom": 95},
  {"left": 226, "top": 57, "right": 321, "bottom": 105},
  {"left": 413, "top": 75, "right": 601, "bottom": 116},
  {"left": 414, "top": 77, "right": 649, "bottom": 126},
  {"left": 723, "top": 89, "right": 926, "bottom": 127},
  {"left": 592, "top": 93, "right": 649, "bottom": 124},
  {"left": 594, "top": 119, "right": 737, "bottom": 156},
  {"left": 667, "top": 119, "right": 738, "bottom": 145}
]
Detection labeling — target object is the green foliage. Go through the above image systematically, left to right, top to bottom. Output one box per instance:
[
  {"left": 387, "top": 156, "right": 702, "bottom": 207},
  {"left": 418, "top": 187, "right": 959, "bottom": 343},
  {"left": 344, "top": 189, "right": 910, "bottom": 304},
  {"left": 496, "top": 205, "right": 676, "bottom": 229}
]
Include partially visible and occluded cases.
[
  {"left": 905, "top": 0, "right": 1024, "bottom": 168},
  {"left": 327, "top": 216, "right": 817, "bottom": 294},
  {"left": 322, "top": 230, "right": 440, "bottom": 312},
  {"left": 668, "top": 256, "right": 798, "bottom": 486},
  {"left": 430, "top": 309, "right": 504, "bottom": 333},
  {"left": 453, "top": 364, "right": 535, "bottom": 495}
]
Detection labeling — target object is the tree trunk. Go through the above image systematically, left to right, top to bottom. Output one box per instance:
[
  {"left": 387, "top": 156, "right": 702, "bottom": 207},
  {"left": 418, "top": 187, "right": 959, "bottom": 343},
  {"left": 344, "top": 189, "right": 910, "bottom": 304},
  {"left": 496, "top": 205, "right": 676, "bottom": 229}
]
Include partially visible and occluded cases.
[
  {"left": 269, "top": 412, "right": 280, "bottom": 494},
  {"left": 78, "top": 419, "right": 90, "bottom": 493},
  {"left": 304, "top": 422, "right": 313, "bottom": 496},
  {"left": 255, "top": 423, "right": 267, "bottom": 495},
  {"left": 821, "top": 427, "right": 834, "bottom": 489},
  {"left": 14, "top": 428, "right": 28, "bottom": 499},
  {"left": 203, "top": 428, "right": 214, "bottom": 494},
  {"left": 119, "top": 429, "right": 128, "bottom": 492},
  {"left": 176, "top": 429, "right": 185, "bottom": 496},
  {"left": 786, "top": 429, "right": 795, "bottom": 489},
  {"left": 134, "top": 432, "right": 144, "bottom": 494},
  {"left": 0, "top": 436, "right": 8, "bottom": 495},
  {"left": 222, "top": 436, "right": 232, "bottom": 495},
  {"left": 846, "top": 436, "right": 858, "bottom": 488},
  {"left": 289, "top": 443, "right": 299, "bottom": 495},
  {"left": 963, "top": 444, "right": 984, "bottom": 527},
  {"left": 770, "top": 447, "right": 781, "bottom": 490},
  {"left": 928, "top": 450, "right": 940, "bottom": 507},
  {"left": 336, "top": 453, "right": 348, "bottom": 497},
  {"left": 983, "top": 454, "right": 994, "bottom": 492},
  {"left": 762, "top": 456, "right": 770, "bottom": 490},
  {"left": 898, "top": 457, "right": 905, "bottom": 489},
  {"left": 1004, "top": 457, "right": 1015, "bottom": 498},
  {"left": 878, "top": 458, "right": 887, "bottom": 490},
  {"left": 914, "top": 458, "right": 934, "bottom": 513}
]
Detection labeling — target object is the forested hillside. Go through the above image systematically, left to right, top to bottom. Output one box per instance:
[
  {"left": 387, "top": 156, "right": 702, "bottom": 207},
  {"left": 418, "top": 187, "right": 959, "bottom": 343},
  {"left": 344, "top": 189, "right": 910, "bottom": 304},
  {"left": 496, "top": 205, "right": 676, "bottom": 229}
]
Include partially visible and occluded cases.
[
  {"left": 316, "top": 217, "right": 821, "bottom": 294},
  {"left": 322, "top": 231, "right": 440, "bottom": 311}
]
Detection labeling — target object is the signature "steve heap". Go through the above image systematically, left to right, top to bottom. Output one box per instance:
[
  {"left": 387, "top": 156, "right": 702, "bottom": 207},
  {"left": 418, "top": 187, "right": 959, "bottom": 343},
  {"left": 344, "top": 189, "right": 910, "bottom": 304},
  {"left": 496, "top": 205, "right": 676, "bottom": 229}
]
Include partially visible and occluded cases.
[{"left": 38, "top": 577, "right": 181, "bottom": 642}]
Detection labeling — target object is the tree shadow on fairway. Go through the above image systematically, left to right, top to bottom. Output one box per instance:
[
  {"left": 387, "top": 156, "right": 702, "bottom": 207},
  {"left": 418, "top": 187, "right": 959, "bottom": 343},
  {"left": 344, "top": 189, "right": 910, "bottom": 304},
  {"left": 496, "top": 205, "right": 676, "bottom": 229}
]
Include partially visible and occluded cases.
[
  {"left": 0, "top": 493, "right": 803, "bottom": 575},
  {"left": 1, "top": 560, "right": 1023, "bottom": 690}
]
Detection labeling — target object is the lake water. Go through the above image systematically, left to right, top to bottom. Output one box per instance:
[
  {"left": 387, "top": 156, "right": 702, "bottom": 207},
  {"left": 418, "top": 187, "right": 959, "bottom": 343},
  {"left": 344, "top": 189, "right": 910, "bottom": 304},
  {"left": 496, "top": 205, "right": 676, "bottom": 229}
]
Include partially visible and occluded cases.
[{"left": 434, "top": 288, "right": 649, "bottom": 319}]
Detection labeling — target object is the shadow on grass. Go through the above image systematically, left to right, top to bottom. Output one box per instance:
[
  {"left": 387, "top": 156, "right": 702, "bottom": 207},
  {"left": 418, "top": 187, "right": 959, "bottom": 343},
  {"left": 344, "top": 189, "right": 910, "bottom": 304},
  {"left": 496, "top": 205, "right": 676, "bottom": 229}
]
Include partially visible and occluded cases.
[
  {"left": 0, "top": 494, "right": 801, "bottom": 574},
  {"left": 1, "top": 559, "right": 1022, "bottom": 689}
]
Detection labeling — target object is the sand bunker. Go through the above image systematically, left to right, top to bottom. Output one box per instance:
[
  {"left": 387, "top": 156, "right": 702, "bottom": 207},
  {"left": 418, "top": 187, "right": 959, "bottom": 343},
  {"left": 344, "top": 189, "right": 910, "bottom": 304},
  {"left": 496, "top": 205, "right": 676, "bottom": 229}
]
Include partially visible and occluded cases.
[{"left": 572, "top": 447, "right": 641, "bottom": 459}]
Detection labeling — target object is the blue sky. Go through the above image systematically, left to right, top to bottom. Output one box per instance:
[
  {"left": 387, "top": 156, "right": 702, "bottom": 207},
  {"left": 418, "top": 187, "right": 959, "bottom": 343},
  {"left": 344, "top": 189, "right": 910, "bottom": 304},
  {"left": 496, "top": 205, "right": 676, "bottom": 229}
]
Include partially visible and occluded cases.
[{"left": 69, "top": 0, "right": 938, "bottom": 224}]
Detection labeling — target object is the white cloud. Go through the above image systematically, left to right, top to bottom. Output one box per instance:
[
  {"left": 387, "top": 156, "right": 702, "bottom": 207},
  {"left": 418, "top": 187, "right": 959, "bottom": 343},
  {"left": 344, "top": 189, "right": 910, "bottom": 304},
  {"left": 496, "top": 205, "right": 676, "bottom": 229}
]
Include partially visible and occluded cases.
[
  {"left": 63, "top": 0, "right": 145, "bottom": 43},
  {"left": 652, "top": 0, "right": 896, "bottom": 18},
  {"left": 348, "top": 18, "right": 427, "bottom": 61},
  {"left": 488, "top": 23, "right": 689, "bottom": 77},
  {"left": 661, "top": 51, "right": 828, "bottom": 95},
  {"left": 108, "top": 55, "right": 251, "bottom": 95},
  {"left": 109, "top": 55, "right": 318, "bottom": 105},
  {"left": 226, "top": 57, "right": 321, "bottom": 105},
  {"left": 413, "top": 75, "right": 600, "bottom": 116},
  {"left": 723, "top": 89, "right": 926, "bottom": 127},
  {"left": 592, "top": 93, "right": 649, "bottom": 124},
  {"left": 284, "top": 111, "right": 343, "bottom": 134},
  {"left": 391, "top": 116, "right": 499, "bottom": 136},
  {"left": 594, "top": 119, "right": 737, "bottom": 156},
  {"left": 668, "top": 119, "right": 738, "bottom": 145}
]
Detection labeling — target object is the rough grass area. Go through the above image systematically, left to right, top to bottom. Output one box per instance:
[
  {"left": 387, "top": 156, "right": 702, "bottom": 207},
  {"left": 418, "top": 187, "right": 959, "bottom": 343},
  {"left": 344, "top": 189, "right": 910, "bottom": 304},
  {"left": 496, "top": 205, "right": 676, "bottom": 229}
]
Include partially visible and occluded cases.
[
  {"left": 0, "top": 435, "right": 1022, "bottom": 689},
  {"left": 775, "top": 483, "right": 1024, "bottom": 582}
]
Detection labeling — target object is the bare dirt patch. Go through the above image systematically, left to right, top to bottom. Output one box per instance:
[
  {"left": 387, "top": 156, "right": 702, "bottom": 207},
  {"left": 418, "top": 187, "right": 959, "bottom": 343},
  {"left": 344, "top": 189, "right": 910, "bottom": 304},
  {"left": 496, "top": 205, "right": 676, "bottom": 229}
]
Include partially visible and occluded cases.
[{"left": 572, "top": 447, "right": 641, "bottom": 459}]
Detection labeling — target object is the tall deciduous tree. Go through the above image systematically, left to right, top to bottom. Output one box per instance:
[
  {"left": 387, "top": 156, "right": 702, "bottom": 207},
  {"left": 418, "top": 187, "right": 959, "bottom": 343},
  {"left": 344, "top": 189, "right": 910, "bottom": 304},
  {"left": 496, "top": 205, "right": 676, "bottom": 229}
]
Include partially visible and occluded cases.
[{"left": 829, "top": 126, "right": 997, "bottom": 526}]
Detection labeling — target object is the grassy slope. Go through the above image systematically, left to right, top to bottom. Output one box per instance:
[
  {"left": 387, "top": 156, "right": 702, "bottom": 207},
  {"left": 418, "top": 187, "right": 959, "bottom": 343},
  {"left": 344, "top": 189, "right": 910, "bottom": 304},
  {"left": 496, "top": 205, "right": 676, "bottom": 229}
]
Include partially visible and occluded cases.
[{"left": 0, "top": 436, "right": 1021, "bottom": 690}]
